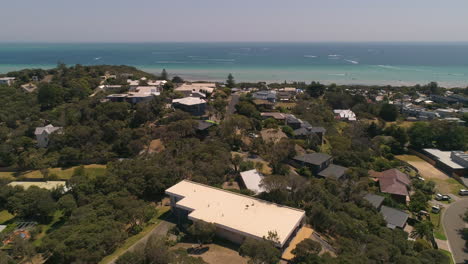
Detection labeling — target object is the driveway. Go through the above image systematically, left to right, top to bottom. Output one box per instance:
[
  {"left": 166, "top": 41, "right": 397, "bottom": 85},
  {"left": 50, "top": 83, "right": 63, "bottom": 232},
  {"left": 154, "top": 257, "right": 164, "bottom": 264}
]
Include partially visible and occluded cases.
[
  {"left": 226, "top": 94, "right": 240, "bottom": 115},
  {"left": 442, "top": 198, "right": 468, "bottom": 264},
  {"left": 107, "top": 219, "right": 175, "bottom": 264}
]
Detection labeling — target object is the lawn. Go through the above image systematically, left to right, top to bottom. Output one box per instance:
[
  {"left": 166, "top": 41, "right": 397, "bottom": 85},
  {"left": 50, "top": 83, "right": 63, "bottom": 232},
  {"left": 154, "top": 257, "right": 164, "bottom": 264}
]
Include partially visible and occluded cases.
[
  {"left": 11, "top": 164, "right": 107, "bottom": 180},
  {"left": 0, "top": 171, "right": 15, "bottom": 180},
  {"left": 98, "top": 206, "right": 170, "bottom": 264},
  {"left": 0, "top": 210, "right": 14, "bottom": 224},
  {"left": 33, "top": 210, "right": 64, "bottom": 247},
  {"left": 430, "top": 211, "right": 447, "bottom": 241},
  {"left": 440, "top": 249, "right": 454, "bottom": 264}
]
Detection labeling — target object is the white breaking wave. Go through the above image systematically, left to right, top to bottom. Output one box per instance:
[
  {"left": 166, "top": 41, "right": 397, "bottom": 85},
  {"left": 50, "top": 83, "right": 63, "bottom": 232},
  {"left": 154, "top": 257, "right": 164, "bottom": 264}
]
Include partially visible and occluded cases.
[
  {"left": 328, "top": 54, "right": 341, "bottom": 57},
  {"left": 304, "top": 55, "right": 317, "bottom": 58},
  {"left": 94, "top": 57, "right": 101, "bottom": 60},
  {"left": 345, "top": 59, "right": 359, "bottom": 64},
  {"left": 376, "top": 65, "right": 402, "bottom": 70},
  {"left": 328, "top": 73, "right": 347, "bottom": 76}
]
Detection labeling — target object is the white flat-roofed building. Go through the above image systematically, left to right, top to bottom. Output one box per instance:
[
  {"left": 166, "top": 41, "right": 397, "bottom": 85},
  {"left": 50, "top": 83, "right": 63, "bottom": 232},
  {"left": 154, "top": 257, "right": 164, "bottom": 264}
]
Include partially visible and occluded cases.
[
  {"left": 175, "top": 83, "right": 216, "bottom": 94},
  {"left": 172, "top": 97, "right": 206, "bottom": 116},
  {"left": 423, "top": 148, "right": 468, "bottom": 178},
  {"left": 240, "top": 169, "right": 266, "bottom": 194},
  {"left": 166, "top": 180, "right": 305, "bottom": 248},
  {"left": 8, "top": 181, "right": 67, "bottom": 191}
]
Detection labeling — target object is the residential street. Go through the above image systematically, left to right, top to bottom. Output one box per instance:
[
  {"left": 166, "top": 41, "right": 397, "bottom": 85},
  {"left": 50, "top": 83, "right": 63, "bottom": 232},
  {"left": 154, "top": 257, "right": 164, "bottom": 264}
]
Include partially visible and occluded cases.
[{"left": 442, "top": 198, "right": 468, "bottom": 264}]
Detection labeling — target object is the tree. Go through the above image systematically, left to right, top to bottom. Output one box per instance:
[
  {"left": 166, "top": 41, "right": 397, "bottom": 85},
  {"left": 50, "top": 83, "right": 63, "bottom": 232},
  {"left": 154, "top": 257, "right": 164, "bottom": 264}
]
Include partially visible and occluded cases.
[
  {"left": 160, "top": 69, "right": 168, "bottom": 81},
  {"left": 226, "top": 73, "right": 235, "bottom": 88},
  {"left": 172, "top": 76, "right": 184, "bottom": 83},
  {"left": 306, "top": 81, "right": 326, "bottom": 98},
  {"left": 37, "top": 83, "right": 64, "bottom": 109},
  {"left": 379, "top": 103, "right": 399, "bottom": 121},
  {"left": 408, "top": 122, "right": 433, "bottom": 149},
  {"left": 231, "top": 154, "right": 243, "bottom": 173},
  {"left": 6, "top": 186, "right": 56, "bottom": 223},
  {"left": 57, "top": 194, "right": 77, "bottom": 217},
  {"left": 187, "top": 220, "right": 216, "bottom": 244},
  {"left": 411, "top": 221, "right": 434, "bottom": 241},
  {"left": 144, "top": 235, "right": 172, "bottom": 264},
  {"left": 11, "top": 236, "right": 35, "bottom": 264},
  {"left": 239, "top": 238, "right": 281, "bottom": 264},
  {"left": 292, "top": 239, "right": 322, "bottom": 262},
  {"left": 116, "top": 251, "right": 145, "bottom": 264}
]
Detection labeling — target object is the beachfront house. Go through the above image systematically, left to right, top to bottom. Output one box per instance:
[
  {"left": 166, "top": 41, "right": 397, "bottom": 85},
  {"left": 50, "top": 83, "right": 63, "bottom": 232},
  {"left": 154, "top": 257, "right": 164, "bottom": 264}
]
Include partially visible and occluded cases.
[
  {"left": 34, "top": 124, "right": 63, "bottom": 148},
  {"left": 165, "top": 180, "right": 306, "bottom": 249}
]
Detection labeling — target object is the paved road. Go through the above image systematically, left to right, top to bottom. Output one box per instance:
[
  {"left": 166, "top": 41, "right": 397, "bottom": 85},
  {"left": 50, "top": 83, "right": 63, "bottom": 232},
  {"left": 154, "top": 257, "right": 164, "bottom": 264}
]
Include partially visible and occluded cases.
[
  {"left": 226, "top": 94, "right": 240, "bottom": 115},
  {"left": 442, "top": 198, "right": 468, "bottom": 264},
  {"left": 108, "top": 219, "right": 175, "bottom": 264}
]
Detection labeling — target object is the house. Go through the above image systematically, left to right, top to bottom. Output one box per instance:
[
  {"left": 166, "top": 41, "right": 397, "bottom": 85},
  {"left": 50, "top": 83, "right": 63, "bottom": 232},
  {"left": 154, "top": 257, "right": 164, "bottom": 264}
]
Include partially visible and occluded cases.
[
  {"left": 0, "top": 77, "right": 15, "bottom": 86},
  {"left": 21, "top": 83, "right": 37, "bottom": 93},
  {"left": 175, "top": 83, "right": 216, "bottom": 94},
  {"left": 106, "top": 86, "right": 160, "bottom": 104},
  {"left": 253, "top": 90, "right": 277, "bottom": 103},
  {"left": 448, "top": 94, "right": 468, "bottom": 104},
  {"left": 430, "top": 95, "right": 457, "bottom": 105},
  {"left": 172, "top": 97, "right": 207, "bottom": 116},
  {"left": 252, "top": 99, "right": 275, "bottom": 110},
  {"left": 334, "top": 109, "right": 357, "bottom": 121},
  {"left": 261, "top": 112, "right": 287, "bottom": 122},
  {"left": 285, "top": 115, "right": 303, "bottom": 129},
  {"left": 195, "top": 120, "right": 215, "bottom": 138},
  {"left": 34, "top": 124, "right": 63, "bottom": 148},
  {"left": 293, "top": 126, "right": 326, "bottom": 144},
  {"left": 422, "top": 149, "right": 468, "bottom": 178},
  {"left": 292, "top": 153, "right": 333, "bottom": 174},
  {"left": 317, "top": 164, "right": 348, "bottom": 180},
  {"left": 239, "top": 169, "right": 266, "bottom": 194},
  {"left": 374, "top": 169, "right": 411, "bottom": 203},
  {"left": 165, "top": 180, "right": 306, "bottom": 249},
  {"left": 8, "top": 181, "right": 67, "bottom": 191},
  {"left": 363, "top": 193, "right": 385, "bottom": 209},
  {"left": 380, "top": 205, "right": 409, "bottom": 229}
]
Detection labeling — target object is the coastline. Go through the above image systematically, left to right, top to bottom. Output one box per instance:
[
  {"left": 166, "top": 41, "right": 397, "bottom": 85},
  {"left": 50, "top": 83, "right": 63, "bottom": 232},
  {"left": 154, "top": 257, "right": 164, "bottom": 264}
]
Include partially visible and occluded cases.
[{"left": 1, "top": 63, "right": 467, "bottom": 88}]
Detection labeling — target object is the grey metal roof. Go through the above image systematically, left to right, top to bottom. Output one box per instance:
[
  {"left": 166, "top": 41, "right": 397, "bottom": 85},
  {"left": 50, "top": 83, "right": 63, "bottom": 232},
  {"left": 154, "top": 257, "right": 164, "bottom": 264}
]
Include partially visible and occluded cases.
[
  {"left": 196, "top": 120, "right": 214, "bottom": 131},
  {"left": 293, "top": 153, "right": 332, "bottom": 166},
  {"left": 317, "top": 164, "right": 348, "bottom": 180},
  {"left": 363, "top": 193, "right": 385, "bottom": 209},
  {"left": 380, "top": 205, "right": 409, "bottom": 229}
]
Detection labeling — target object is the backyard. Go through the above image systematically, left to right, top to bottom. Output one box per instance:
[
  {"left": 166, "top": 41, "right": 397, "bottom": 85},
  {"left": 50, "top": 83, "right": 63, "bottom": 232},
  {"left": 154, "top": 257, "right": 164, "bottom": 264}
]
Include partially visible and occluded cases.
[
  {"left": 396, "top": 155, "right": 464, "bottom": 195},
  {"left": 0, "top": 164, "right": 107, "bottom": 180}
]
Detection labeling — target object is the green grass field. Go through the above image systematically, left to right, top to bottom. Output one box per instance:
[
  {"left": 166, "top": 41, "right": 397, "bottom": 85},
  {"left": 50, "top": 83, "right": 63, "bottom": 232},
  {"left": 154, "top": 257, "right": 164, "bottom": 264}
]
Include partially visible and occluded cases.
[
  {"left": 1, "top": 164, "right": 107, "bottom": 181},
  {"left": 0, "top": 210, "right": 14, "bottom": 225},
  {"left": 33, "top": 210, "right": 64, "bottom": 247},
  {"left": 430, "top": 211, "right": 447, "bottom": 241}
]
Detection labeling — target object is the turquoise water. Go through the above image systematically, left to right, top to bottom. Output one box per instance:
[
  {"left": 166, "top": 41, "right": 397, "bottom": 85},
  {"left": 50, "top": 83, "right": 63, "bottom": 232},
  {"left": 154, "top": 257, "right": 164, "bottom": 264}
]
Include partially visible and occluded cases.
[{"left": 1, "top": 43, "right": 468, "bottom": 87}]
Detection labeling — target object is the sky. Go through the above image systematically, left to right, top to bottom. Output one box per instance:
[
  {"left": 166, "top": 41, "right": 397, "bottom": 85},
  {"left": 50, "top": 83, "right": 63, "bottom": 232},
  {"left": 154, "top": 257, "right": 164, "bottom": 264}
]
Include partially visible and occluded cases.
[{"left": 2, "top": 0, "right": 468, "bottom": 42}]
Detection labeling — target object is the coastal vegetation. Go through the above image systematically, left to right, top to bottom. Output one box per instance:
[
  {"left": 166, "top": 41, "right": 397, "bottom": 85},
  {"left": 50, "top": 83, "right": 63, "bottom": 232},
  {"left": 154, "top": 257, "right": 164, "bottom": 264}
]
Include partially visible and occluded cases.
[{"left": 1, "top": 65, "right": 466, "bottom": 263}]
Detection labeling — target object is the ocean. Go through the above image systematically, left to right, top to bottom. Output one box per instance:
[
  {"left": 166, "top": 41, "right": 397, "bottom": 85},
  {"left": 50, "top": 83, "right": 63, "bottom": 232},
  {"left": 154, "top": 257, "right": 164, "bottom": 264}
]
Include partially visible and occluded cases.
[{"left": 0, "top": 42, "right": 468, "bottom": 87}]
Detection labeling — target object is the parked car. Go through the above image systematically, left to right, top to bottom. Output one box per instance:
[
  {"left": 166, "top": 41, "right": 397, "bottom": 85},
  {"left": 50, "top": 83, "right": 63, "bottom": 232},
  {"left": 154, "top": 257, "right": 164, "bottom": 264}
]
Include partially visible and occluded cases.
[
  {"left": 417, "top": 176, "right": 425, "bottom": 181},
  {"left": 459, "top": 189, "right": 468, "bottom": 196},
  {"left": 435, "top": 193, "right": 451, "bottom": 201},
  {"left": 431, "top": 205, "right": 441, "bottom": 214}
]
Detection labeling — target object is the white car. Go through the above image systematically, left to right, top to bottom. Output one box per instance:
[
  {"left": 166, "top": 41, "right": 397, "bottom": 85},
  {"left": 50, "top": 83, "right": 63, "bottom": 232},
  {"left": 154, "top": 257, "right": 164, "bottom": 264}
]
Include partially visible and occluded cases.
[{"left": 459, "top": 189, "right": 468, "bottom": 196}]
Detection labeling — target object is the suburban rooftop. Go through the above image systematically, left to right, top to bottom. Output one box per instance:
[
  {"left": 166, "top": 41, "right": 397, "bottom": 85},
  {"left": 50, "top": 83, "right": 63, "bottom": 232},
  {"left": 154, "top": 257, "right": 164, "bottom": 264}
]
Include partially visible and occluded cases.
[{"left": 165, "top": 180, "right": 305, "bottom": 247}]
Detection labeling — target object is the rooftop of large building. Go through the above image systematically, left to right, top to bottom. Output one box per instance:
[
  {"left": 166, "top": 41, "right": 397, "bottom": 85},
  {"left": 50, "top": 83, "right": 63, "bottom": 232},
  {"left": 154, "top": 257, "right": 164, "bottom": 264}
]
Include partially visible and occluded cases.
[{"left": 165, "top": 180, "right": 305, "bottom": 247}]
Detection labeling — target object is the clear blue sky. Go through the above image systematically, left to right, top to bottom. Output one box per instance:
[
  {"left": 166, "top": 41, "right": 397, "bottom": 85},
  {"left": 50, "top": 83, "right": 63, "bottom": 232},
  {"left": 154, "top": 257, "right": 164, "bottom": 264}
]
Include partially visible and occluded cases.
[{"left": 2, "top": 0, "right": 468, "bottom": 42}]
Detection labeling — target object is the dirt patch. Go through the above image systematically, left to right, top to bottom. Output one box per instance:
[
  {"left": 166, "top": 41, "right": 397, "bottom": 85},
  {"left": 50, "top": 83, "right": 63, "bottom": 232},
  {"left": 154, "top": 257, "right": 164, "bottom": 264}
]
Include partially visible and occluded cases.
[
  {"left": 260, "top": 129, "right": 287, "bottom": 143},
  {"left": 148, "top": 139, "right": 165, "bottom": 154},
  {"left": 231, "top": 152, "right": 272, "bottom": 175},
  {"left": 396, "top": 155, "right": 448, "bottom": 180},
  {"left": 396, "top": 155, "right": 464, "bottom": 194},
  {"left": 222, "top": 181, "right": 240, "bottom": 190},
  {"left": 173, "top": 242, "right": 248, "bottom": 264}
]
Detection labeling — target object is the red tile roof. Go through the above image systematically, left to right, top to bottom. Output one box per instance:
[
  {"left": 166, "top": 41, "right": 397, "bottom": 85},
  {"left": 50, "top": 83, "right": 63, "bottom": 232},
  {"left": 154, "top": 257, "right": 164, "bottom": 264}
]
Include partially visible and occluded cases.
[{"left": 377, "top": 169, "right": 411, "bottom": 197}]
